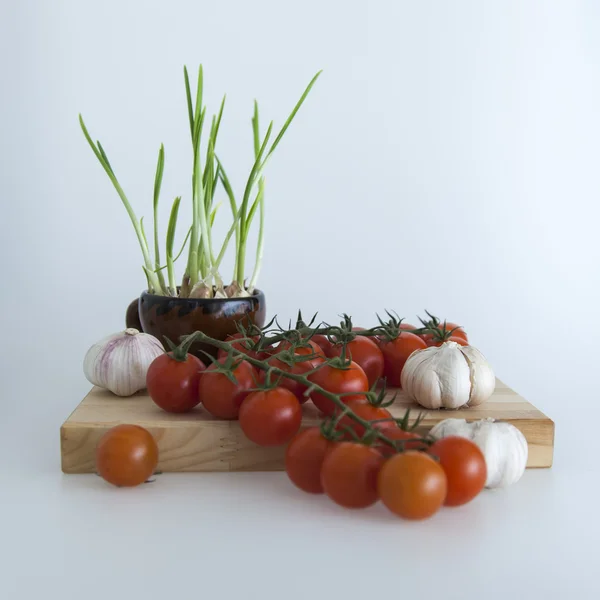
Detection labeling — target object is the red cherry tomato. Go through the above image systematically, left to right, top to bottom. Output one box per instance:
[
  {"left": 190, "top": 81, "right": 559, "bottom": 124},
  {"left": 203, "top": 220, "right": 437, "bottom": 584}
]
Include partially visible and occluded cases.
[
  {"left": 422, "top": 322, "right": 468, "bottom": 344},
  {"left": 376, "top": 323, "right": 418, "bottom": 346},
  {"left": 379, "top": 332, "right": 427, "bottom": 387},
  {"left": 217, "top": 333, "right": 270, "bottom": 361},
  {"left": 310, "top": 335, "right": 334, "bottom": 355},
  {"left": 327, "top": 336, "right": 384, "bottom": 388},
  {"left": 426, "top": 336, "right": 469, "bottom": 347},
  {"left": 277, "top": 339, "right": 325, "bottom": 357},
  {"left": 263, "top": 344, "right": 324, "bottom": 403},
  {"left": 146, "top": 353, "right": 206, "bottom": 413},
  {"left": 198, "top": 358, "right": 256, "bottom": 419},
  {"left": 308, "top": 361, "right": 369, "bottom": 416},
  {"left": 239, "top": 387, "right": 302, "bottom": 446},
  {"left": 336, "top": 399, "right": 394, "bottom": 438},
  {"left": 285, "top": 427, "right": 333, "bottom": 493},
  {"left": 378, "top": 429, "right": 425, "bottom": 457},
  {"left": 428, "top": 436, "right": 487, "bottom": 506},
  {"left": 320, "top": 442, "right": 385, "bottom": 508}
]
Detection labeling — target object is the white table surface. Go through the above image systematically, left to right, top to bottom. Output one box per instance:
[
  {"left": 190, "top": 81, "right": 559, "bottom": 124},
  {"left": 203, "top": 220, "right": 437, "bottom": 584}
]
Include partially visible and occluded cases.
[{"left": 1, "top": 378, "right": 598, "bottom": 600}]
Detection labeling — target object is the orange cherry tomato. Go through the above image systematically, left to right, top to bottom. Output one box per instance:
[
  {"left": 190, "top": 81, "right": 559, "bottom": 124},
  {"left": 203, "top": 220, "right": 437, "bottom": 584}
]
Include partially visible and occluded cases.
[
  {"left": 96, "top": 425, "right": 159, "bottom": 487},
  {"left": 320, "top": 442, "right": 385, "bottom": 508},
  {"left": 377, "top": 451, "right": 447, "bottom": 519}
]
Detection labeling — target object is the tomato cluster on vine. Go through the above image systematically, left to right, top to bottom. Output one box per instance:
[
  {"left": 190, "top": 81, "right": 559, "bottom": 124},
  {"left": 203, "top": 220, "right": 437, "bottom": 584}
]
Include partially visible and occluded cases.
[{"left": 96, "top": 310, "right": 487, "bottom": 520}]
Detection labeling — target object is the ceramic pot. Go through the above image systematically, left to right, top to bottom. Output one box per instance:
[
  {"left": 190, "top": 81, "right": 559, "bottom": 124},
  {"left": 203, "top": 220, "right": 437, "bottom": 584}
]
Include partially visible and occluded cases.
[{"left": 138, "top": 289, "right": 267, "bottom": 358}]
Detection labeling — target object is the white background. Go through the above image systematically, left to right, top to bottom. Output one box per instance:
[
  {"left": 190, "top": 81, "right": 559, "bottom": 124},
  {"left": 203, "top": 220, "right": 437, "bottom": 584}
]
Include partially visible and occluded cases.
[{"left": 1, "top": 0, "right": 599, "bottom": 598}]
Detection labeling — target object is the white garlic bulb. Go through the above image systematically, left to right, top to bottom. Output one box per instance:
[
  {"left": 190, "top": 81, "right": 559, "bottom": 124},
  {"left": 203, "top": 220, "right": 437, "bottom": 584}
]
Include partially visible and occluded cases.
[
  {"left": 83, "top": 328, "right": 164, "bottom": 396},
  {"left": 400, "top": 341, "right": 495, "bottom": 409},
  {"left": 430, "top": 418, "right": 528, "bottom": 488}
]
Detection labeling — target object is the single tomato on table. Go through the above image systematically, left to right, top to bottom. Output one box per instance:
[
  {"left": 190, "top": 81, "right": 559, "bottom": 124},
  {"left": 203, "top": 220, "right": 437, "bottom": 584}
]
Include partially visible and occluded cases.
[
  {"left": 379, "top": 332, "right": 427, "bottom": 387},
  {"left": 327, "top": 336, "right": 384, "bottom": 388},
  {"left": 146, "top": 352, "right": 206, "bottom": 413},
  {"left": 198, "top": 358, "right": 255, "bottom": 419},
  {"left": 308, "top": 361, "right": 369, "bottom": 416},
  {"left": 239, "top": 387, "right": 302, "bottom": 446},
  {"left": 96, "top": 424, "right": 159, "bottom": 487},
  {"left": 285, "top": 427, "right": 333, "bottom": 494},
  {"left": 429, "top": 436, "right": 487, "bottom": 506},
  {"left": 320, "top": 442, "right": 385, "bottom": 508},
  {"left": 377, "top": 451, "right": 447, "bottom": 519}
]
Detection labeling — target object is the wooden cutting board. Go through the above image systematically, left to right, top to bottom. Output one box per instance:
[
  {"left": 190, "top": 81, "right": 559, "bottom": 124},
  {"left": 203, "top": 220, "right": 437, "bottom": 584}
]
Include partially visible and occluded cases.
[{"left": 60, "top": 378, "right": 554, "bottom": 474}]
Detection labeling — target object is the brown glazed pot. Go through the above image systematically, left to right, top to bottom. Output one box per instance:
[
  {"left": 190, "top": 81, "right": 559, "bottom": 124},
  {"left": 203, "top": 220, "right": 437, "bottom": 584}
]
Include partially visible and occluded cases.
[{"left": 138, "top": 289, "right": 267, "bottom": 359}]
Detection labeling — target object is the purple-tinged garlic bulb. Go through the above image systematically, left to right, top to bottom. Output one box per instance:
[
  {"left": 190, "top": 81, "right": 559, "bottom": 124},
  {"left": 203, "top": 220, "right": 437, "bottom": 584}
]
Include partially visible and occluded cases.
[{"left": 83, "top": 328, "right": 164, "bottom": 396}]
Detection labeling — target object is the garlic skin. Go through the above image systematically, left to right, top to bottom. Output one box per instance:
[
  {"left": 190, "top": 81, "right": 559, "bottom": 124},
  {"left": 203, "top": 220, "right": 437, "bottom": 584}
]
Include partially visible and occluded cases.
[
  {"left": 83, "top": 328, "right": 164, "bottom": 396},
  {"left": 400, "top": 341, "right": 495, "bottom": 409},
  {"left": 430, "top": 418, "right": 528, "bottom": 488}
]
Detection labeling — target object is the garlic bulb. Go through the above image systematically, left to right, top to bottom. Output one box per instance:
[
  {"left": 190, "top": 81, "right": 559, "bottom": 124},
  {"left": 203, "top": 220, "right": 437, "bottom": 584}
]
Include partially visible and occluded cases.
[
  {"left": 83, "top": 328, "right": 164, "bottom": 396},
  {"left": 400, "top": 341, "right": 495, "bottom": 409},
  {"left": 430, "top": 418, "right": 528, "bottom": 488}
]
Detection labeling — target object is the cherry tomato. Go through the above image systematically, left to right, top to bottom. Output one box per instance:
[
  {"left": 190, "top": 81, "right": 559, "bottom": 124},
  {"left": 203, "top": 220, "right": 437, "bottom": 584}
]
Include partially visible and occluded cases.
[
  {"left": 422, "top": 322, "right": 468, "bottom": 344},
  {"left": 440, "top": 322, "right": 467, "bottom": 341},
  {"left": 376, "top": 323, "right": 418, "bottom": 346},
  {"left": 379, "top": 332, "right": 427, "bottom": 387},
  {"left": 217, "top": 333, "right": 270, "bottom": 361},
  {"left": 311, "top": 334, "right": 334, "bottom": 355},
  {"left": 327, "top": 336, "right": 384, "bottom": 388},
  {"left": 426, "top": 336, "right": 469, "bottom": 348},
  {"left": 277, "top": 339, "right": 325, "bottom": 357},
  {"left": 264, "top": 344, "right": 324, "bottom": 403},
  {"left": 146, "top": 353, "right": 206, "bottom": 413},
  {"left": 198, "top": 358, "right": 256, "bottom": 419},
  {"left": 308, "top": 361, "right": 369, "bottom": 416},
  {"left": 239, "top": 387, "right": 302, "bottom": 446},
  {"left": 337, "top": 399, "right": 394, "bottom": 438},
  {"left": 96, "top": 425, "right": 159, "bottom": 487},
  {"left": 285, "top": 427, "right": 332, "bottom": 493},
  {"left": 378, "top": 429, "right": 425, "bottom": 457},
  {"left": 428, "top": 436, "right": 487, "bottom": 506},
  {"left": 320, "top": 442, "right": 385, "bottom": 508},
  {"left": 377, "top": 451, "right": 447, "bottom": 519}
]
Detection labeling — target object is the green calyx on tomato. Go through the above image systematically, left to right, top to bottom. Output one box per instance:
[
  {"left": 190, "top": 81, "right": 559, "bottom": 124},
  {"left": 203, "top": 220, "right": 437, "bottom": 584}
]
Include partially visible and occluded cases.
[
  {"left": 375, "top": 310, "right": 416, "bottom": 343},
  {"left": 417, "top": 310, "right": 468, "bottom": 343},
  {"left": 163, "top": 334, "right": 199, "bottom": 362}
]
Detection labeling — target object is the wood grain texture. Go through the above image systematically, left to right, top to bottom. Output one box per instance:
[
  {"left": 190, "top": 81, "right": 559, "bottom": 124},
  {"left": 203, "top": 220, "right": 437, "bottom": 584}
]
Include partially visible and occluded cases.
[{"left": 61, "top": 378, "right": 554, "bottom": 473}]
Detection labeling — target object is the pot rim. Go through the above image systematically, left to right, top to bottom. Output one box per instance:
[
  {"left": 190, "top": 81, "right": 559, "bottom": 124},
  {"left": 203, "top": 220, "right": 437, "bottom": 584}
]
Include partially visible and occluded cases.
[{"left": 140, "top": 288, "right": 265, "bottom": 304}]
